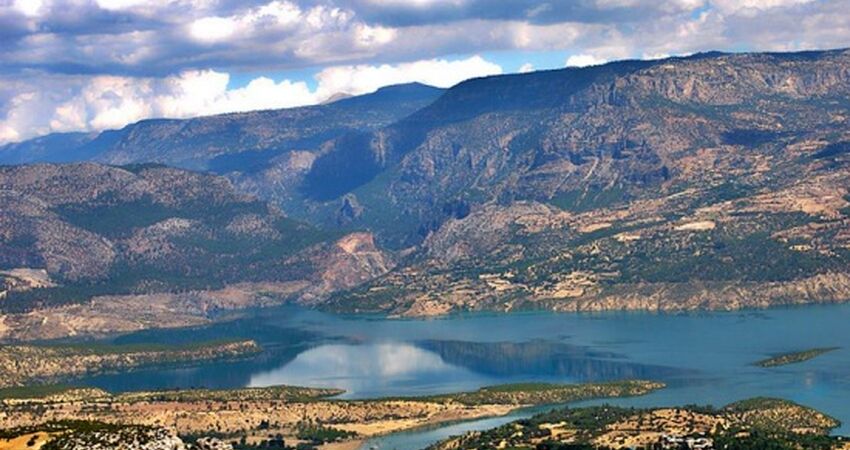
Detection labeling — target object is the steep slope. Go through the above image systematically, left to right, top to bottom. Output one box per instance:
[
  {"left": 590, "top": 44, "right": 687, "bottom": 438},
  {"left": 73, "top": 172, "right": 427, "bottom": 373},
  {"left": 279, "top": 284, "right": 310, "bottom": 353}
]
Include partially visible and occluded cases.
[
  {"left": 311, "top": 49, "right": 850, "bottom": 315},
  {"left": 5, "top": 50, "right": 850, "bottom": 318},
  {"left": 303, "top": 50, "right": 850, "bottom": 245},
  {"left": 0, "top": 163, "right": 394, "bottom": 314}
]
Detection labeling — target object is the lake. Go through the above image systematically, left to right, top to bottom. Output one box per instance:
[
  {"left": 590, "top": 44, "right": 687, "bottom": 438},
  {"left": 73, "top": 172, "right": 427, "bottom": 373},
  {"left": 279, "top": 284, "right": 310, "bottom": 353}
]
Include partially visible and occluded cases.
[{"left": 76, "top": 303, "right": 850, "bottom": 448}]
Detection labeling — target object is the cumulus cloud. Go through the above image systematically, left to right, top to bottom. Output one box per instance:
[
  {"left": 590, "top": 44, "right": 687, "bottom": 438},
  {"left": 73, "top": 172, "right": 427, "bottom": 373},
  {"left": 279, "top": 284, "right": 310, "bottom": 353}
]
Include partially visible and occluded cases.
[
  {"left": 1, "top": 0, "right": 849, "bottom": 143},
  {"left": 2, "top": 0, "right": 844, "bottom": 77},
  {"left": 711, "top": 0, "right": 816, "bottom": 15},
  {"left": 565, "top": 54, "right": 609, "bottom": 67},
  {"left": 0, "top": 55, "right": 502, "bottom": 144},
  {"left": 313, "top": 55, "right": 501, "bottom": 97},
  {"left": 519, "top": 62, "right": 535, "bottom": 73}
]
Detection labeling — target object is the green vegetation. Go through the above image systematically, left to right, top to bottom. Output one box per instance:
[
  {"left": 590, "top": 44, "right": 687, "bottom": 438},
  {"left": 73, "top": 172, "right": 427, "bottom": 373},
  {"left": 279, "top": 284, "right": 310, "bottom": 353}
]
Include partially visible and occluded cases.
[
  {"left": 549, "top": 187, "right": 628, "bottom": 213},
  {"left": 56, "top": 196, "right": 177, "bottom": 239},
  {"left": 1, "top": 213, "right": 335, "bottom": 314},
  {"left": 29, "top": 338, "right": 253, "bottom": 355},
  {"left": 0, "top": 339, "right": 262, "bottom": 390},
  {"left": 755, "top": 347, "right": 840, "bottom": 368},
  {"left": 405, "top": 380, "right": 664, "bottom": 406},
  {"left": 0, "top": 384, "right": 79, "bottom": 400},
  {"left": 116, "top": 385, "right": 344, "bottom": 403},
  {"left": 429, "top": 397, "right": 843, "bottom": 450},
  {"left": 0, "top": 420, "right": 166, "bottom": 450},
  {"left": 295, "top": 424, "right": 356, "bottom": 443},
  {"left": 713, "top": 430, "right": 838, "bottom": 450}
]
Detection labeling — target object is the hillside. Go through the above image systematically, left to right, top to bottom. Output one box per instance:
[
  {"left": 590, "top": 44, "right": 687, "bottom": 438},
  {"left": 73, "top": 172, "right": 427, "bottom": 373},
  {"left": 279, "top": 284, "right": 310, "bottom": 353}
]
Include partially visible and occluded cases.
[
  {"left": 313, "top": 49, "right": 850, "bottom": 315},
  {"left": 3, "top": 50, "right": 850, "bottom": 319},
  {"left": 0, "top": 163, "right": 394, "bottom": 320},
  {"left": 429, "top": 398, "right": 842, "bottom": 450}
]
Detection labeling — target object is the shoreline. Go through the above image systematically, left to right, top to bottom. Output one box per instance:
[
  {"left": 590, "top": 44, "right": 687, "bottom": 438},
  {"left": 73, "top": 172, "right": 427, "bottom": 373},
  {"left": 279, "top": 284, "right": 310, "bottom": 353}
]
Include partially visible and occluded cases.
[
  {"left": 5, "top": 294, "right": 850, "bottom": 346},
  {"left": 0, "top": 381, "right": 664, "bottom": 448}
]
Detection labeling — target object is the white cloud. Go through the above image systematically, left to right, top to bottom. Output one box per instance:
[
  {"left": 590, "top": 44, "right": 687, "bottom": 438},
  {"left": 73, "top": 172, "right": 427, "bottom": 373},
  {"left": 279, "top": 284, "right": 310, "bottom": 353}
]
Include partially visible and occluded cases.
[
  {"left": 13, "top": 0, "right": 44, "bottom": 16},
  {"left": 95, "top": 0, "right": 149, "bottom": 10},
  {"left": 364, "top": 0, "right": 467, "bottom": 7},
  {"left": 712, "top": 0, "right": 816, "bottom": 15},
  {"left": 187, "top": 1, "right": 349, "bottom": 45},
  {"left": 190, "top": 16, "right": 238, "bottom": 43},
  {"left": 355, "top": 24, "right": 398, "bottom": 48},
  {"left": 642, "top": 51, "right": 672, "bottom": 60},
  {"left": 565, "top": 54, "right": 609, "bottom": 67},
  {"left": 0, "top": 55, "right": 503, "bottom": 144},
  {"left": 314, "top": 55, "right": 502, "bottom": 97},
  {"left": 519, "top": 62, "right": 535, "bottom": 73},
  {"left": 0, "top": 124, "right": 20, "bottom": 143}
]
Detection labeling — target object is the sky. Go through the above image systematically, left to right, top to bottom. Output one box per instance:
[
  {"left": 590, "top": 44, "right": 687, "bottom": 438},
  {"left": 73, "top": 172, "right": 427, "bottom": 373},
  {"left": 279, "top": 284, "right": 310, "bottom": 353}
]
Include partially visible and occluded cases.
[{"left": 0, "top": 0, "right": 848, "bottom": 144}]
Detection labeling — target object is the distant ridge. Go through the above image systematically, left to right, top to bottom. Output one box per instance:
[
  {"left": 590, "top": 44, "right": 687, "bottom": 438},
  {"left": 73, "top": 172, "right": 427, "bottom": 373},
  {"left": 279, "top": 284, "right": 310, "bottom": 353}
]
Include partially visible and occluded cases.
[{"left": 0, "top": 82, "right": 446, "bottom": 169}]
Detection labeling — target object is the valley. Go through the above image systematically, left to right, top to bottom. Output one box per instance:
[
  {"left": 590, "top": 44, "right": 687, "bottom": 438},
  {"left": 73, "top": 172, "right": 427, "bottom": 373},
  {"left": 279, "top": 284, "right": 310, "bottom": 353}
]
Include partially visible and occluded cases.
[
  {"left": 3, "top": 48, "right": 850, "bottom": 450},
  {"left": 2, "top": 50, "right": 850, "bottom": 325}
]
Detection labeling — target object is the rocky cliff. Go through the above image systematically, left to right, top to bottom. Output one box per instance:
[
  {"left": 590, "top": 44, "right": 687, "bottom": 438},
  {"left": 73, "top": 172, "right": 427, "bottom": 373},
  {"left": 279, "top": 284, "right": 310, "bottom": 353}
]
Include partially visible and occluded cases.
[{"left": 4, "top": 49, "right": 850, "bottom": 318}]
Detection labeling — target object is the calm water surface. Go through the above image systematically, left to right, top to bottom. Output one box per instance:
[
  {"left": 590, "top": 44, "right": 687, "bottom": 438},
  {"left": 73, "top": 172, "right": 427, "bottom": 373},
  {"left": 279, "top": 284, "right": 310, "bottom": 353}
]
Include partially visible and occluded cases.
[{"left": 75, "top": 304, "right": 850, "bottom": 448}]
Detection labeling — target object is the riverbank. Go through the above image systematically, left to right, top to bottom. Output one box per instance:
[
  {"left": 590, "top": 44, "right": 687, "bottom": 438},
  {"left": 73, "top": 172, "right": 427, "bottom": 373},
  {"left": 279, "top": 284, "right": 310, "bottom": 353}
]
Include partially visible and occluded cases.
[
  {"left": 0, "top": 340, "right": 261, "bottom": 389},
  {"left": 0, "top": 381, "right": 663, "bottom": 449},
  {"left": 428, "top": 397, "right": 844, "bottom": 449}
]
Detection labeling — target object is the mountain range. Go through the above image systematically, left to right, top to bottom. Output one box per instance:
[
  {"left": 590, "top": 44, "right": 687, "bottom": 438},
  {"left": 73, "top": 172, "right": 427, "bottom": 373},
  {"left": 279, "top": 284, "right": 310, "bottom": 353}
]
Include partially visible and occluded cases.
[{"left": 2, "top": 48, "right": 850, "bottom": 319}]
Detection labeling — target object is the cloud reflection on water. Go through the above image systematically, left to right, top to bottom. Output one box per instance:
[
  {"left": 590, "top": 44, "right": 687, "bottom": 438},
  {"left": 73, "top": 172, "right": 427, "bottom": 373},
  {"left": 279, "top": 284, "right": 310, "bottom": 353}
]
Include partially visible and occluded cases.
[{"left": 248, "top": 342, "right": 492, "bottom": 397}]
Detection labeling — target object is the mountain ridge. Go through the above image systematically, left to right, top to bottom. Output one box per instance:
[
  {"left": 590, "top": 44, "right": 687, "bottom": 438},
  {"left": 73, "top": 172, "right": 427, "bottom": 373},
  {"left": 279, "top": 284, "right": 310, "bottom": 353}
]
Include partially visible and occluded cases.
[{"left": 3, "top": 48, "right": 850, "bottom": 319}]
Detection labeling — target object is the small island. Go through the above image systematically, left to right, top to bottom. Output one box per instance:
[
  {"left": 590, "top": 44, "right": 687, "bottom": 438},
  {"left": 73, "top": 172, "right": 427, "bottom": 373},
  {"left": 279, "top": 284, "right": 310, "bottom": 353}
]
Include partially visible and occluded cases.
[{"left": 755, "top": 347, "right": 840, "bottom": 368}]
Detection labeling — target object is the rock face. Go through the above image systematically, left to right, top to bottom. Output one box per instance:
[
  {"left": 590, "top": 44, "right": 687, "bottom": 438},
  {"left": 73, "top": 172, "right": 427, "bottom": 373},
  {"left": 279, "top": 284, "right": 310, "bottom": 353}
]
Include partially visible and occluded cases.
[
  {"left": 4, "top": 49, "right": 850, "bottom": 318},
  {"left": 301, "top": 49, "right": 850, "bottom": 245},
  {"left": 318, "top": 49, "right": 850, "bottom": 316},
  {"left": 0, "top": 163, "right": 394, "bottom": 318},
  {"left": 303, "top": 232, "right": 397, "bottom": 302}
]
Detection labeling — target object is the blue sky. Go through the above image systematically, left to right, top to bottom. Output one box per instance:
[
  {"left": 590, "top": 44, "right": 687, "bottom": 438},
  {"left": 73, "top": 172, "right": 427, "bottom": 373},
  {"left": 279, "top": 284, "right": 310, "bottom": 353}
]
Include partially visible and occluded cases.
[
  {"left": 0, "top": 0, "right": 848, "bottom": 144},
  {"left": 225, "top": 50, "right": 568, "bottom": 90}
]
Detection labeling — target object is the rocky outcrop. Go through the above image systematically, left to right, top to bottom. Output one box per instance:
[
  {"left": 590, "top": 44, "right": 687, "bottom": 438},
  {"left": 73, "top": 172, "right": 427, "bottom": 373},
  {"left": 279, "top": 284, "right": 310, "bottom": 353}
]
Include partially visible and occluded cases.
[{"left": 296, "top": 232, "right": 396, "bottom": 303}]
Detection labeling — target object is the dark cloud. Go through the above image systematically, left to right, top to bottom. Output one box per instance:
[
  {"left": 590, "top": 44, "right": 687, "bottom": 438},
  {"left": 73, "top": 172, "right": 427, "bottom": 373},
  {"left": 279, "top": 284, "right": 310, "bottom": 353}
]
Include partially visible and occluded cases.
[
  {"left": 1, "top": 0, "right": 849, "bottom": 143},
  {"left": 1, "top": 0, "right": 847, "bottom": 78},
  {"left": 334, "top": 0, "right": 698, "bottom": 27}
]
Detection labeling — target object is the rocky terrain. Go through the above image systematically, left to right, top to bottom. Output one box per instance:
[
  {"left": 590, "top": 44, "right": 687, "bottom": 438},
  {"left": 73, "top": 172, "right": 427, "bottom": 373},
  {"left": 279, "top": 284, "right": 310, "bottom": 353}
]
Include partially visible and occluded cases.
[
  {"left": 2, "top": 49, "right": 850, "bottom": 320},
  {"left": 314, "top": 49, "right": 850, "bottom": 316},
  {"left": 0, "top": 163, "right": 394, "bottom": 333},
  {"left": 0, "top": 382, "right": 660, "bottom": 449},
  {"left": 430, "top": 398, "right": 844, "bottom": 450},
  {"left": 0, "top": 421, "right": 227, "bottom": 450}
]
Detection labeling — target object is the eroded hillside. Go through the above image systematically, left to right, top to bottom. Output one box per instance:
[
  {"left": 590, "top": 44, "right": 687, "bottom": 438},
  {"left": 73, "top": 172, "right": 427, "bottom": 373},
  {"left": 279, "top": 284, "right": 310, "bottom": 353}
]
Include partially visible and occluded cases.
[{"left": 0, "top": 163, "right": 394, "bottom": 338}]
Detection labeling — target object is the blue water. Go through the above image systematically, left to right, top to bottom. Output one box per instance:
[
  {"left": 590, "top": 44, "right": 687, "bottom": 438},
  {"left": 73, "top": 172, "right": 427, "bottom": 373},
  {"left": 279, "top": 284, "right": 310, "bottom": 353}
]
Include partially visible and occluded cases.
[{"left": 73, "top": 304, "right": 850, "bottom": 448}]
